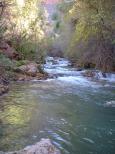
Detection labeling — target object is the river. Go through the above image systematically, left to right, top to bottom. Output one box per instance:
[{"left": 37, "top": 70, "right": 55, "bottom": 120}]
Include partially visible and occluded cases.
[{"left": 0, "top": 57, "right": 115, "bottom": 154}]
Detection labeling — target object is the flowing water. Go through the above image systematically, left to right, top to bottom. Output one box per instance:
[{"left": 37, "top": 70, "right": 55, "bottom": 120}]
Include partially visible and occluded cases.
[{"left": 0, "top": 57, "right": 115, "bottom": 154}]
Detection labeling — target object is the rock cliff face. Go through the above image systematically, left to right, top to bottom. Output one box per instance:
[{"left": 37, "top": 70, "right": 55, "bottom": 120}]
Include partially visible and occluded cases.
[{"left": 1, "top": 139, "right": 60, "bottom": 154}]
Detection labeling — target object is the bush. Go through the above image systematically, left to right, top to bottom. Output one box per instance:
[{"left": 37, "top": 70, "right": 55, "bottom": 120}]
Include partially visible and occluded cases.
[{"left": 0, "top": 53, "right": 14, "bottom": 69}]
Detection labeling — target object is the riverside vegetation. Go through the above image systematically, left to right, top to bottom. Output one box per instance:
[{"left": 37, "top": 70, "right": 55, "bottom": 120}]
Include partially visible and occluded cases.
[{"left": 54, "top": 0, "right": 115, "bottom": 71}]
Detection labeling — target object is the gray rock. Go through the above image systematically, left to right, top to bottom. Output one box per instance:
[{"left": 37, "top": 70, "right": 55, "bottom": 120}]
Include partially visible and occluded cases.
[
  {"left": 15, "top": 63, "right": 39, "bottom": 77},
  {"left": 104, "top": 101, "right": 115, "bottom": 107},
  {"left": 5, "top": 139, "right": 60, "bottom": 154}
]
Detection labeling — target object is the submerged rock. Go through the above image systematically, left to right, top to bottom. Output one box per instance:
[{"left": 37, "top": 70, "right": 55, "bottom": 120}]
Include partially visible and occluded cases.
[{"left": 6, "top": 139, "right": 60, "bottom": 154}]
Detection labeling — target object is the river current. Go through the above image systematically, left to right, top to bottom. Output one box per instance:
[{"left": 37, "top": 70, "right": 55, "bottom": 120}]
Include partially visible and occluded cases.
[{"left": 0, "top": 57, "right": 115, "bottom": 154}]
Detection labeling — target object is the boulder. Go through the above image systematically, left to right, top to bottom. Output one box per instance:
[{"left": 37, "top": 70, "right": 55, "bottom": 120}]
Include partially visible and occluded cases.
[
  {"left": 13, "top": 61, "right": 48, "bottom": 81},
  {"left": 15, "top": 63, "right": 39, "bottom": 77},
  {"left": 82, "top": 70, "right": 96, "bottom": 78},
  {"left": 6, "top": 139, "right": 60, "bottom": 154}
]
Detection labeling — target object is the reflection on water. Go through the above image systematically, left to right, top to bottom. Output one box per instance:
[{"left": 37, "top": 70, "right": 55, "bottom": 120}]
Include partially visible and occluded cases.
[{"left": 0, "top": 81, "right": 115, "bottom": 154}]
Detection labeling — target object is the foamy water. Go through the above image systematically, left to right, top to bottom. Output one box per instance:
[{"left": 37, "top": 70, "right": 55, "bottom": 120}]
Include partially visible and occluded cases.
[{"left": 44, "top": 57, "right": 115, "bottom": 87}]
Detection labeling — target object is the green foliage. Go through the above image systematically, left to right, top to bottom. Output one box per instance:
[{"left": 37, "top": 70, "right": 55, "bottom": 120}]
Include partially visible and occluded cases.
[
  {"left": 0, "top": 0, "right": 50, "bottom": 62},
  {"left": 58, "top": 0, "right": 115, "bottom": 72},
  {"left": 57, "top": 1, "right": 73, "bottom": 13},
  {"left": 52, "top": 13, "right": 59, "bottom": 20},
  {"left": 54, "top": 21, "right": 61, "bottom": 33},
  {"left": 16, "top": 41, "right": 37, "bottom": 60},
  {"left": 0, "top": 54, "right": 14, "bottom": 69},
  {"left": 15, "top": 60, "right": 29, "bottom": 67}
]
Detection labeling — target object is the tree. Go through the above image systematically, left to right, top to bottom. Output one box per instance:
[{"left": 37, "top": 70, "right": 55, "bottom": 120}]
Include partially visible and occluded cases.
[
  {"left": 0, "top": 0, "right": 49, "bottom": 60},
  {"left": 58, "top": 0, "right": 115, "bottom": 71}
]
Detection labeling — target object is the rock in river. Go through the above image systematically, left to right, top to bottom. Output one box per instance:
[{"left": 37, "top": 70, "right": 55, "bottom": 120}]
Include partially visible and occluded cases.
[
  {"left": 14, "top": 62, "right": 48, "bottom": 81},
  {"left": 15, "top": 62, "right": 39, "bottom": 77},
  {"left": 104, "top": 101, "right": 115, "bottom": 107},
  {"left": 3, "top": 139, "right": 60, "bottom": 154}
]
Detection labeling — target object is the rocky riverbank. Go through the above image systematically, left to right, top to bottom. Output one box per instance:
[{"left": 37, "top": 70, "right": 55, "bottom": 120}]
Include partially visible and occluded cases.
[
  {"left": 0, "top": 61, "right": 48, "bottom": 96},
  {"left": 13, "top": 62, "right": 48, "bottom": 81},
  {"left": 0, "top": 139, "right": 60, "bottom": 154}
]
